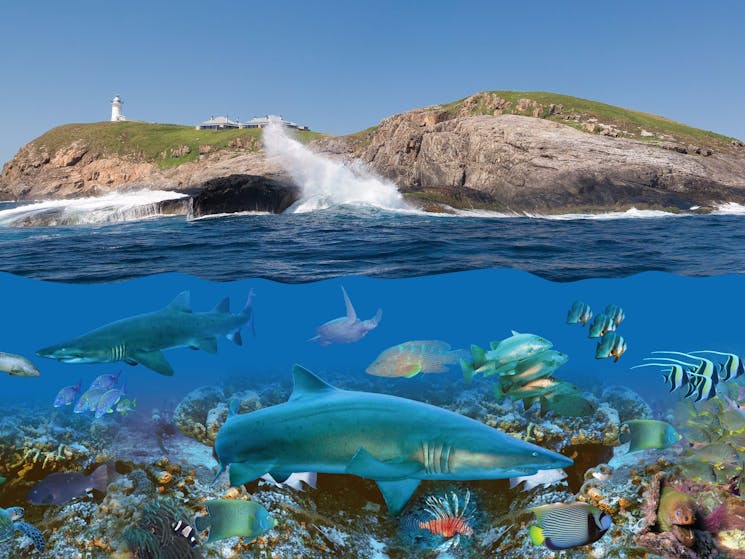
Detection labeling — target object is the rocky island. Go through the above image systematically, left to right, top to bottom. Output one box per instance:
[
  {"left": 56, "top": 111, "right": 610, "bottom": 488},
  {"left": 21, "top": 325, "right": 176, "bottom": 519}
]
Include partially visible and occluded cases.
[{"left": 2, "top": 91, "right": 744, "bottom": 216}]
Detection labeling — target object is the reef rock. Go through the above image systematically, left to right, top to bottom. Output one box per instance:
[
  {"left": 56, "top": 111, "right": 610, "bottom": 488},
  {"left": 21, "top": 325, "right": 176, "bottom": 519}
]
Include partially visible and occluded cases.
[{"left": 189, "top": 174, "right": 299, "bottom": 217}]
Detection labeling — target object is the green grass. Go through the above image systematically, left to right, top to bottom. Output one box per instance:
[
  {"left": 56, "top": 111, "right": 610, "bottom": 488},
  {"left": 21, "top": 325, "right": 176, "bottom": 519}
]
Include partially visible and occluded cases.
[
  {"left": 431, "top": 91, "right": 740, "bottom": 151},
  {"left": 31, "top": 121, "right": 324, "bottom": 169}
]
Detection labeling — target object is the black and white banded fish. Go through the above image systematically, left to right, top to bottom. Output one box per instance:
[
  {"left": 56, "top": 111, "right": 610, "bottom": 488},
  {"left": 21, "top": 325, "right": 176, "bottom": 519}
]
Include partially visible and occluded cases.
[
  {"left": 691, "top": 350, "right": 745, "bottom": 382},
  {"left": 630, "top": 363, "right": 690, "bottom": 392},
  {"left": 172, "top": 520, "right": 199, "bottom": 548}
]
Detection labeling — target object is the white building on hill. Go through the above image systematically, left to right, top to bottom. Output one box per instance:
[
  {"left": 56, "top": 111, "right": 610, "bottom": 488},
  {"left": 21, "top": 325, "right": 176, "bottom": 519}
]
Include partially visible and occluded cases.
[
  {"left": 111, "top": 95, "right": 127, "bottom": 122},
  {"left": 196, "top": 114, "right": 309, "bottom": 131}
]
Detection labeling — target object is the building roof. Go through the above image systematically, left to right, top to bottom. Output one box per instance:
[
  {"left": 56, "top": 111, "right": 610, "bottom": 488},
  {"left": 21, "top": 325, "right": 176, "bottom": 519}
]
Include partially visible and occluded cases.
[{"left": 199, "top": 115, "right": 240, "bottom": 126}]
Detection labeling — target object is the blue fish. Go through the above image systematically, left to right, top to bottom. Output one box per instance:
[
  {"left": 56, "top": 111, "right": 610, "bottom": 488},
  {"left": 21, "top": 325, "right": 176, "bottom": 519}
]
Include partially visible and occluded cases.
[{"left": 53, "top": 380, "right": 81, "bottom": 407}]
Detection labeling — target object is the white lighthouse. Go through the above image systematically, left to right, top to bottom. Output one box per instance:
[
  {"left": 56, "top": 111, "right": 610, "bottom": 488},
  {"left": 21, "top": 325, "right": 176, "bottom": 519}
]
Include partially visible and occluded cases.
[{"left": 110, "top": 95, "right": 126, "bottom": 122}]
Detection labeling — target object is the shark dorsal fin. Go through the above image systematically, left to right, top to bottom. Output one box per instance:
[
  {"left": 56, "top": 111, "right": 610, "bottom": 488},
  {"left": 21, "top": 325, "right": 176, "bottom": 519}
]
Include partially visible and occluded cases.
[
  {"left": 341, "top": 286, "right": 357, "bottom": 321},
  {"left": 166, "top": 291, "right": 192, "bottom": 313},
  {"left": 212, "top": 297, "right": 230, "bottom": 314},
  {"left": 511, "top": 330, "right": 520, "bottom": 336},
  {"left": 291, "top": 365, "right": 338, "bottom": 401}
]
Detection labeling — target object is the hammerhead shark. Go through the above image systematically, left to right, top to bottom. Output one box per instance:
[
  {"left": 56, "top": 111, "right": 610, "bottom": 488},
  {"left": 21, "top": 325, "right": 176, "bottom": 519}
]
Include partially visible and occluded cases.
[
  {"left": 309, "top": 286, "right": 382, "bottom": 345},
  {"left": 37, "top": 291, "right": 254, "bottom": 376},
  {"left": 214, "top": 365, "right": 572, "bottom": 514}
]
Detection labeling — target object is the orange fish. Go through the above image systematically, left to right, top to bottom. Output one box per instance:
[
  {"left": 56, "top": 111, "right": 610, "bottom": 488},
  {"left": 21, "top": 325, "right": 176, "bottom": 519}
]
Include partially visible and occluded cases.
[
  {"left": 366, "top": 340, "right": 460, "bottom": 378},
  {"left": 418, "top": 491, "right": 474, "bottom": 551}
]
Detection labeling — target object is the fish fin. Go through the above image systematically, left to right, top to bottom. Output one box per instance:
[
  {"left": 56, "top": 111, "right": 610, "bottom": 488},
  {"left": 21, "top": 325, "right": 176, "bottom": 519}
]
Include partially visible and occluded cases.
[
  {"left": 341, "top": 286, "right": 357, "bottom": 321},
  {"left": 241, "top": 290, "right": 255, "bottom": 336},
  {"left": 166, "top": 291, "right": 192, "bottom": 313},
  {"left": 212, "top": 297, "right": 230, "bottom": 313},
  {"left": 226, "top": 330, "right": 243, "bottom": 346},
  {"left": 511, "top": 330, "right": 520, "bottom": 336},
  {"left": 307, "top": 335, "right": 320, "bottom": 343},
  {"left": 192, "top": 337, "right": 218, "bottom": 354},
  {"left": 489, "top": 341, "right": 500, "bottom": 351},
  {"left": 470, "top": 344, "right": 487, "bottom": 368},
  {"left": 131, "top": 350, "right": 174, "bottom": 376},
  {"left": 124, "top": 358, "right": 138, "bottom": 366},
  {"left": 461, "top": 359, "right": 476, "bottom": 384},
  {"left": 404, "top": 364, "right": 422, "bottom": 378},
  {"left": 290, "top": 365, "right": 339, "bottom": 401},
  {"left": 228, "top": 398, "right": 240, "bottom": 416},
  {"left": 346, "top": 447, "right": 421, "bottom": 480},
  {"left": 229, "top": 459, "right": 275, "bottom": 486},
  {"left": 90, "top": 464, "right": 108, "bottom": 493},
  {"left": 212, "top": 464, "right": 225, "bottom": 484},
  {"left": 268, "top": 471, "right": 293, "bottom": 483},
  {"left": 375, "top": 479, "right": 421, "bottom": 516},
  {"left": 194, "top": 515, "right": 211, "bottom": 533},
  {"left": 14, "top": 522, "right": 45, "bottom": 552},
  {"left": 529, "top": 525, "right": 545, "bottom": 546}
]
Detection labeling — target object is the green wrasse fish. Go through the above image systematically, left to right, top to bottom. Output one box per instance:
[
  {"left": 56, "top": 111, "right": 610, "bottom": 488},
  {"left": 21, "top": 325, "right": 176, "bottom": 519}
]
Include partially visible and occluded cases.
[
  {"left": 37, "top": 291, "right": 254, "bottom": 376},
  {"left": 567, "top": 301, "right": 592, "bottom": 326},
  {"left": 366, "top": 340, "right": 462, "bottom": 378},
  {"left": 499, "top": 350, "right": 569, "bottom": 388},
  {"left": 619, "top": 419, "right": 681, "bottom": 452}
]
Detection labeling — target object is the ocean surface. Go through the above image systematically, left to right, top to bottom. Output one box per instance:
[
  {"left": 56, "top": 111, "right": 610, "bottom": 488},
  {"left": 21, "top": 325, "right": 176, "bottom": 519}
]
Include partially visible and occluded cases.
[{"left": 1, "top": 206, "right": 745, "bottom": 283}]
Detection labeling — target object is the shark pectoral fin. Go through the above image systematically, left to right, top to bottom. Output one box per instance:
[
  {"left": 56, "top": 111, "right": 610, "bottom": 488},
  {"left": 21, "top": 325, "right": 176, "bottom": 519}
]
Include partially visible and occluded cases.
[
  {"left": 227, "top": 330, "right": 243, "bottom": 346},
  {"left": 192, "top": 337, "right": 218, "bottom": 353},
  {"left": 131, "top": 351, "right": 174, "bottom": 376},
  {"left": 124, "top": 358, "right": 137, "bottom": 366},
  {"left": 346, "top": 448, "right": 422, "bottom": 480},
  {"left": 229, "top": 459, "right": 276, "bottom": 486},
  {"left": 376, "top": 479, "right": 421, "bottom": 516}
]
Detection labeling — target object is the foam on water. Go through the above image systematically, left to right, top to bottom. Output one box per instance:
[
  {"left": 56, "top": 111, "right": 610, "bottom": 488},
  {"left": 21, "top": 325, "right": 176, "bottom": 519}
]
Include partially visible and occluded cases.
[
  {"left": 262, "top": 122, "right": 411, "bottom": 213},
  {"left": 0, "top": 190, "right": 187, "bottom": 227}
]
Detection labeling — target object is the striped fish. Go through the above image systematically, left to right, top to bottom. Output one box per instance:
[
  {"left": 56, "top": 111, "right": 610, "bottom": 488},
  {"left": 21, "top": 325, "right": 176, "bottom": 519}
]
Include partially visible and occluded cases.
[
  {"left": 604, "top": 304, "right": 625, "bottom": 327},
  {"left": 588, "top": 314, "right": 616, "bottom": 339},
  {"left": 691, "top": 351, "right": 744, "bottom": 382},
  {"left": 630, "top": 363, "right": 690, "bottom": 392},
  {"left": 418, "top": 491, "right": 474, "bottom": 552},
  {"left": 529, "top": 502, "right": 612, "bottom": 550},
  {"left": 172, "top": 520, "right": 199, "bottom": 548}
]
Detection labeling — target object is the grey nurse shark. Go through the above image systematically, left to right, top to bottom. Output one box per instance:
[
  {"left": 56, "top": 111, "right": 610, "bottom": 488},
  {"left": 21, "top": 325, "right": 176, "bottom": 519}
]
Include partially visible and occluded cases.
[
  {"left": 309, "top": 286, "right": 382, "bottom": 345},
  {"left": 37, "top": 291, "right": 254, "bottom": 376},
  {"left": 214, "top": 365, "right": 572, "bottom": 515}
]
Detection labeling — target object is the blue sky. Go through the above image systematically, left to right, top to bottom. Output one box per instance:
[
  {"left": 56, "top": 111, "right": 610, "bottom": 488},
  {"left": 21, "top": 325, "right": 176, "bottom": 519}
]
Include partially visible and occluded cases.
[{"left": 1, "top": 0, "right": 743, "bottom": 165}]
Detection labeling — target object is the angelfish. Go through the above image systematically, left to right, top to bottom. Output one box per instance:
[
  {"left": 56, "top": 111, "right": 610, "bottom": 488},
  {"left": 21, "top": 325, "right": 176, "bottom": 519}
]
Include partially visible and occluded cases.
[
  {"left": 588, "top": 314, "right": 616, "bottom": 339},
  {"left": 595, "top": 332, "right": 626, "bottom": 362},
  {"left": 619, "top": 419, "right": 681, "bottom": 452},
  {"left": 194, "top": 499, "right": 277, "bottom": 543},
  {"left": 529, "top": 502, "right": 612, "bottom": 550}
]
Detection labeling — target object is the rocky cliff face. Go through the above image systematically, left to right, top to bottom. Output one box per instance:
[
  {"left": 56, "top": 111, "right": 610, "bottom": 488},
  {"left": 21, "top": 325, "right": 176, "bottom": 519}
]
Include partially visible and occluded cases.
[
  {"left": 3, "top": 93, "right": 745, "bottom": 213},
  {"left": 318, "top": 104, "right": 745, "bottom": 212}
]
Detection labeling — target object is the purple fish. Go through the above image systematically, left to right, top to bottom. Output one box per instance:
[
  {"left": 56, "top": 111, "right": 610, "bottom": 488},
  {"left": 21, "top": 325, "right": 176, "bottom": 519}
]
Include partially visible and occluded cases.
[
  {"left": 309, "top": 286, "right": 382, "bottom": 346},
  {"left": 89, "top": 371, "right": 121, "bottom": 391},
  {"left": 53, "top": 380, "right": 81, "bottom": 407},
  {"left": 95, "top": 381, "right": 126, "bottom": 419},
  {"left": 74, "top": 388, "right": 106, "bottom": 414},
  {"left": 27, "top": 465, "right": 108, "bottom": 506}
]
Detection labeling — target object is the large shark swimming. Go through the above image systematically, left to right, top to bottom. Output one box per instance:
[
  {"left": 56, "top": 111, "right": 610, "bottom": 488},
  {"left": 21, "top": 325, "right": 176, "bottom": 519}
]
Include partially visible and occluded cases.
[
  {"left": 37, "top": 291, "right": 254, "bottom": 376},
  {"left": 214, "top": 365, "right": 573, "bottom": 514}
]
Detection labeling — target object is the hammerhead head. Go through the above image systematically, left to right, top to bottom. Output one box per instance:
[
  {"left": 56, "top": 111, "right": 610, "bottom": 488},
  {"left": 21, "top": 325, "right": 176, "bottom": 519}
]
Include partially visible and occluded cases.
[
  {"left": 309, "top": 286, "right": 382, "bottom": 345},
  {"left": 37, "top": 291, "right": 254, "bottom": 376},
  {"left": 214, "top": 365, "right": 572, "bottom": 514}
]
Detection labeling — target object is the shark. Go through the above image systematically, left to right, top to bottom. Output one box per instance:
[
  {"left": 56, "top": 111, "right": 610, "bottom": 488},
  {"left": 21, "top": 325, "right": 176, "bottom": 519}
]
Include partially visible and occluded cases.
[
  {"left": 309, "top": 286, "right": 382, "bottom": 345},
  {"left": 37, "top": 290, "right": 254, "bottom": 376},
  {"left": 214, "top": 365, "right": 573, "bottom": 515}
]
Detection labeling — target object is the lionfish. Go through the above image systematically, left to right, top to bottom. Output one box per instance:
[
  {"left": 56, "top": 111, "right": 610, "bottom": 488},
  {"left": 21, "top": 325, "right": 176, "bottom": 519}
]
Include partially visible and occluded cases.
[{"left": 418, "top": 490, "right": 474, "bottom": 552}]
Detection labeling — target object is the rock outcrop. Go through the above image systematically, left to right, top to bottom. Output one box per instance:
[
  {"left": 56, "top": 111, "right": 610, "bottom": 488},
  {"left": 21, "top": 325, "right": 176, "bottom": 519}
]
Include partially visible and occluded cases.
[
  {"left": 2, "top": 92, "right": 745, "bottom": 213},
  {"left": 317, "top": 109, "right": 745, "bottom": 212}
]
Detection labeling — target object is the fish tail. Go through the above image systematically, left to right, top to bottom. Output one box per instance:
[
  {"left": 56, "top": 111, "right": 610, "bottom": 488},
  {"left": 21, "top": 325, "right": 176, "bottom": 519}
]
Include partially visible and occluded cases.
[
  {"left": 460, "top": 359, "right": 476, "bottom": 385},
  {"left": 90, "top": 464, "right": 108, "bottom": 493},
  {"left": 529, "top": 525, "right": 545, "bottom": 546}
]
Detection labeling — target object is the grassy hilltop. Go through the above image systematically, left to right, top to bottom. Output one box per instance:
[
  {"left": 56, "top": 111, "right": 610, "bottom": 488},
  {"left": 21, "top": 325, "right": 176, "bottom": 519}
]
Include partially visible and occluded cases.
[{"left": 30, "top": 121, "right": 323, "bottom": 169}]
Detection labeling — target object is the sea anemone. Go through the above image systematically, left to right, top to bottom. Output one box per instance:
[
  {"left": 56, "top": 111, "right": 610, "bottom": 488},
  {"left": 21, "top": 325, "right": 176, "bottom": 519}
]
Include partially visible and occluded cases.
[{"left": 121, "top": 499, "right": 202, "bottom": 559}]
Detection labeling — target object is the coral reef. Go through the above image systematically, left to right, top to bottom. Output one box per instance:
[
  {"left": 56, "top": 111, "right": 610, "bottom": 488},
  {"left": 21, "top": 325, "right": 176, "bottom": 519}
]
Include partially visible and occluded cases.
[{"left": 174, "top": 387, "right": 261, "bottom": 445}]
